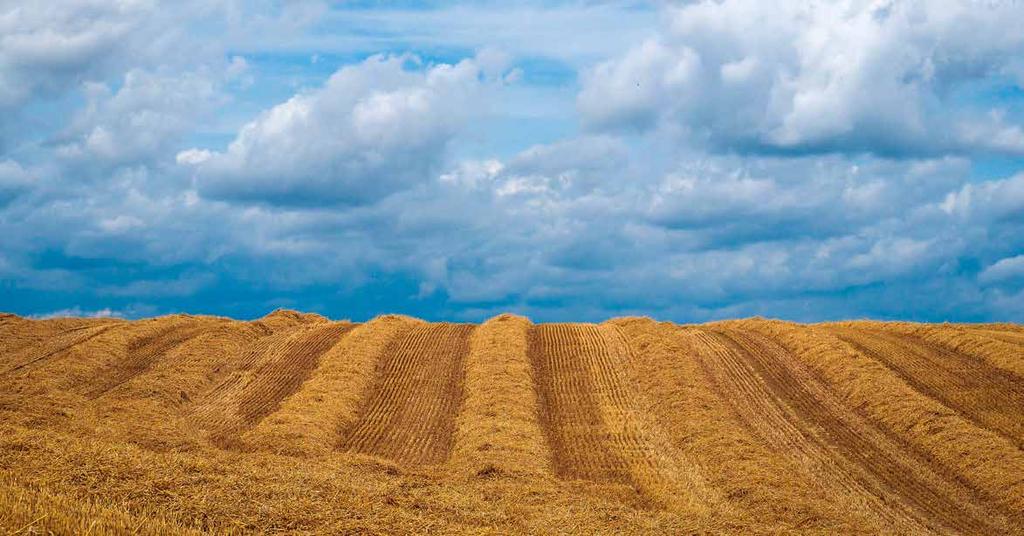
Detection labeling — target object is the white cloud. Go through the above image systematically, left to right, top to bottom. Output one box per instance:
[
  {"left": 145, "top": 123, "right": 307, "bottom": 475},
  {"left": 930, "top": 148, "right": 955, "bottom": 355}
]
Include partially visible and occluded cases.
[
  {"left": 578, "top": 0, "right": 1024, "bottom": 156},
  {"left": 0, "top": 1, "right": 143, "bottom": 107},
  {"left": 182, "top": 53, "right": 509, "bottom": 206},
  {"left": 55, "top": 69, "right": 220, "bottom": 166},
  {"left": 176, "top": 148, "right": 213, "bottom": 166},
  {"left": 938, "top": 172, "right": 1024, "bottom": 220},
  {"left": 980, "top": 254, "right": 1024, "bottom": 284},
  {"left": 29, "top": 306, "right": 122, "bottom": 319}
]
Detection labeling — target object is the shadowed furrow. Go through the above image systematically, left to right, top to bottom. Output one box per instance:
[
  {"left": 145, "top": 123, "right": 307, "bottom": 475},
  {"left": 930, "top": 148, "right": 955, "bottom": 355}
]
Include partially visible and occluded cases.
[
  {"left": 245, "top": 316, "right": 411, "bottom": 456},
  {"left": 83, "top": 322, "right": 212, "bottom": 400},
  {"left": 192, "top": 322, "right": 352, "bottom": 445},
  {"left": 868, "top": 322, "right": 1024, "bottom": 379},
  {"left": 1, "top": 323, "right": 122, "bottom": 377},
  {"left": 236, "top": 323, "right": 354, "bottom": 427},
  {"left": 337, "top": 323, "right": 473, "bottom": 466},
  {"left": 528, "top": 323, "right": 708, "bottom": 510},
  {"left": 530, "top": 323, "right": 633, "bottom": 484},
  {"left": 710, "top": 326, "right": 1007, "bottom": 534},
  {"left": 826, "top": 326, "right": 1024, "bottom": 447}
]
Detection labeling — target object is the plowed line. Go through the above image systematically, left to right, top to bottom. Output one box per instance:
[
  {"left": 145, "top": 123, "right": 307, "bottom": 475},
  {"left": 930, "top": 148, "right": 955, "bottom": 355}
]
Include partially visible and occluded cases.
[
  {"left": 193, "top": 323, "right": 352, "bottom": 439},
  {"left": 237, "top": 323, "right": 353, "bottom": 427},
  {"left": 337, "top": 323, "right": 473, "bottom": 466},
  {"left": 529, "top": 323, "right": 684, "bottom": 491},
  {"left": 1, "top": 324, "right": 120, "bottom": 377},
  {"left": 83, "top": 324, "right": 208, "bottom": 400},
  {"left": 710, "top": 327, "right": 1003, "bottom": 534},
  {"left": 828, "top": 327, "right": 1024, "bottom": 447},
  {"left": 969, "top": 328, "right": 1024, "bottom": 347},
  {"left": 690, "top": 329, "right": 916, "bottom": 532},
  {"left": 195, "top": 333, "right": 290, "bottom": 405}
]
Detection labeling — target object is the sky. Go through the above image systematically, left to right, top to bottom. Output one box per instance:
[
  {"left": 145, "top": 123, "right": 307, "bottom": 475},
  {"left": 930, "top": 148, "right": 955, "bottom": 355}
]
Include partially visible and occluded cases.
[{"left": 1, "top": 0, "right": 1023, "bottom": 323}]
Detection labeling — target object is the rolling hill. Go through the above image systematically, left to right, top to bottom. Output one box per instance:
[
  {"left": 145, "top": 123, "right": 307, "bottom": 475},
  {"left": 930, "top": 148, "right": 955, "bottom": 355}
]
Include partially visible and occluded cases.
[{"left": 1, "top": 310, "right": 1023, "bottom": 534}]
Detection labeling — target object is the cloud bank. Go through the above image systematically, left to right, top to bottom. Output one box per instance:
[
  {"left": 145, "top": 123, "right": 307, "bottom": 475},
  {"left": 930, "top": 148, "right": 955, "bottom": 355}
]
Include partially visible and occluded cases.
[{"left": 1, "top": 0, "right": 1022, "bottom": 322}]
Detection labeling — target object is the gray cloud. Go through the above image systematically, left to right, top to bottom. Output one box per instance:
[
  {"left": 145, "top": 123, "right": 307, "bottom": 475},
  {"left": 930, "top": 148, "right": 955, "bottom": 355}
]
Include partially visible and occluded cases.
[
  {"left": 0, "top": 159, "right": 33, "bottom": 205},
  {"left": 980, "top": 254, "right": 1024, "bottom": 285}
]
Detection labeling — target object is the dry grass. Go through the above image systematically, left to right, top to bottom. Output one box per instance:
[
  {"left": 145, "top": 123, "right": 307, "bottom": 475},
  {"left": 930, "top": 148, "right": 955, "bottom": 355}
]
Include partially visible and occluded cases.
[
  {"left": 2, "top": 311, "right": 1022, "bottom": 533},
  {"left": 449, "top": 314, "right": 551, "bottom": 479},
  {"left": 245, "top": 315, "right": 419, "bottom": 456},
  {"left": 0, "top": 424, "right": 720, "bottom": 534},
  {"left": 0, "top": 478, "right": 202, "bottom": 536}
]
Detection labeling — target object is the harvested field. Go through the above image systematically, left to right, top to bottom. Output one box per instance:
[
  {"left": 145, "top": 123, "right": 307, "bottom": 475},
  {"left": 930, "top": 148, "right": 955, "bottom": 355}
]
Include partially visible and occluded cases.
[{"left": 1, "top": 312, "right": 1023, "bottom": 534}]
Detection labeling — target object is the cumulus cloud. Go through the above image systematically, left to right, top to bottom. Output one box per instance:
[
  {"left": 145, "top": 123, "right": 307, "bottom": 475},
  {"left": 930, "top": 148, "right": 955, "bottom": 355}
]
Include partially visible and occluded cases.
[
  {"left": 579, "top": 0, "right": 1024, "bottom": 157},
  {"left": 0, "top": 1, "right": 148, "bottom": 108},
  {"left": 181, "top": 53, "right": 509, "bottom": 207},
  {"left": 54, "top": 69, "right": 220, "bottom": 167},
  {"left": 939, "top": 172, "right": 1024, "bottom": 221}
]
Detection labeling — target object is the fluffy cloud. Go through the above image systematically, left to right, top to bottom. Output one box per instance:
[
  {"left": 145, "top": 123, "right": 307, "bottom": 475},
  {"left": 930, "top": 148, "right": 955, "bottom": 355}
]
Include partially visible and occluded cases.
[
  {"left": 579, "top": 0, "right": 1024, "bottom": 157},
  {"left": 0, "top": 1, "right": 148, "bottom": 108},
  {"left": 2, "top": 1, "right": 1023, "bottom": 323},
  {"left": 181, "top": 54, "right": 509, "bottom": 207},
  {"left": 55, "top": 69, "right": 220, "bottom": 167},
  {"left": 370, "top": 146, "right": 988, "bottom": 314}
]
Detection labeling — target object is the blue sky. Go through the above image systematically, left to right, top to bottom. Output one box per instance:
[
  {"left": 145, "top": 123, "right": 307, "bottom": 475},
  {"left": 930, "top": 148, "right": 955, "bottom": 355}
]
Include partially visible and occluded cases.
[{"left": 2, "top": 0, "right": 1023, "bottom": 322}]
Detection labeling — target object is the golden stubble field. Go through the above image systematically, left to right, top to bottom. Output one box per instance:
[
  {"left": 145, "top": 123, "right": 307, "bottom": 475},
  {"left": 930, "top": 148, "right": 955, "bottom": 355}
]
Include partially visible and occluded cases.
[{"left": 1, "top": 310, "right": 1023, "bottom": 534}]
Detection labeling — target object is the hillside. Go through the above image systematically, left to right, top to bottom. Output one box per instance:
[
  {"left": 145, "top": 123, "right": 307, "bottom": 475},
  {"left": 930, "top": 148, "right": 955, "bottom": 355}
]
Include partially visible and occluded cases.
[{"left": 1, "top": 311, "right": 1023, "bottom": 534}]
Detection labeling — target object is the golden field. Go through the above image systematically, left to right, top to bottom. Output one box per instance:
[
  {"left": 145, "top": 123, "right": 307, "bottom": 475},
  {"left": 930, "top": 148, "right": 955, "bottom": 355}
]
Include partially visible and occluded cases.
[{"left": 1, "top": 310, "right": 1023, "bottom": 534}]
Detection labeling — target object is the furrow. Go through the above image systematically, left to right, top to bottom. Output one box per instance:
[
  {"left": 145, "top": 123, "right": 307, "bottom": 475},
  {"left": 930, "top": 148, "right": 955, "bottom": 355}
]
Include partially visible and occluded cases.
[
  {"left": 245, "top": 316, "right": 407, "bottom": 456},
  {"left": 0, "top": 318, "right": 109, "bottom": 362},
  {"left": 612, "top": 318, "right": 885, "bottom": 532},
  {"left": 78, "top": 321, "right": 275, "bottom": 451},
  {"left": 191, "top": 322, "right": 349, "bottom": 445},
  {"left": 235, "top": 322, "right": 354, "bottom": 428},
  {"left": 529, "top": 322, "right": 709, "bottom": 510},
  {"left": 867, "top": 322, "right": 1024, "bottom": 379},
  {"left": 1, "top": 323, "right": 121, "bottom": 377},
  {"left": 82, "top": 323, "right": 209, "bottom": 400},
  {"left": 337, "top": 323, "right": 473, "bottom": 466},
  {"left": 530, "top": 323, "right": 626, "bottom": 483},
  {"left": 716, "top": 326, "right": 1008, "bottom": 534},
  {"left": 826, "top": 326, "right": 1024, "bottom": 447},
  {"left": 968, "top": 328, "right": 1024, "bottom": 347},
  {"left": 690, "top": 329, "right": 915, "bottom": 531}
]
